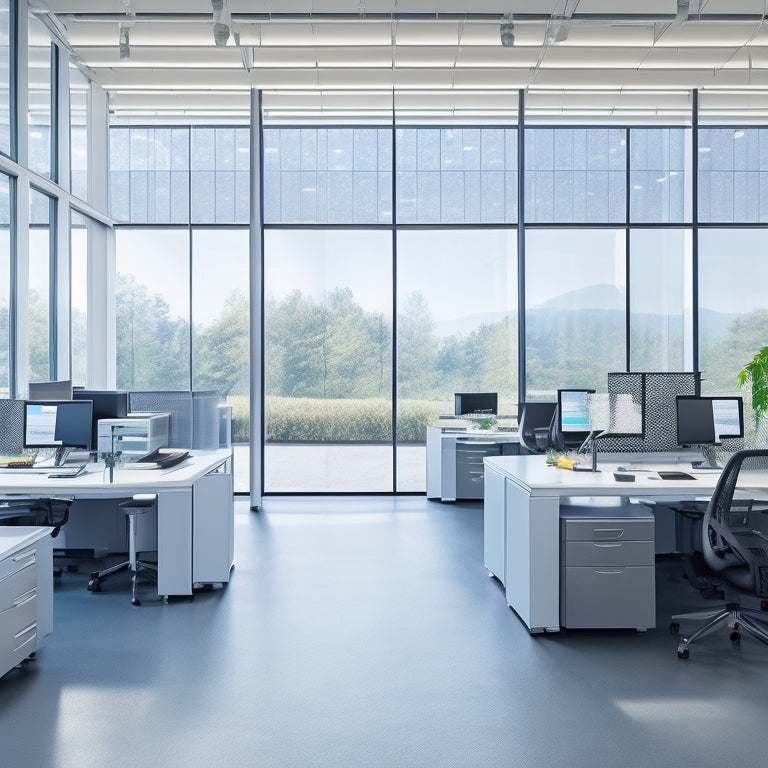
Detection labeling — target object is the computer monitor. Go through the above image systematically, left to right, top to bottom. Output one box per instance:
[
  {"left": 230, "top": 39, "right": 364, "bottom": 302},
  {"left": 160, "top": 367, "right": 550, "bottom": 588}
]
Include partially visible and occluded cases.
[
  {"left": 28, "top": 379, "right": 73, "bottom": 401},
  {"left": 557, "top": 388, "right": 595, "bottom": 447},
  {"left": 72, "top": 390, "right": 129, "bottom": 449},
  {"left": 454, "top": 392, "right": 498, "bottom": 416},
  {"left": 676, "top": 396, "right": 744, "bottom": 446},
  {"left": 23, "top": 399, "right": 93, "bottom": 465}
]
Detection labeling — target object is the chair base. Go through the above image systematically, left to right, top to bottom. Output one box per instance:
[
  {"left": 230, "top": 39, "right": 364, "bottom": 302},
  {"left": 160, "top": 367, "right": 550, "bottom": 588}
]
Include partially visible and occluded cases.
[
  {"left": 88, "top": 559, "right": 157, "bottom": 605},
  {"left": 672, "top": 604, "right": 768, "bottom": 658}
]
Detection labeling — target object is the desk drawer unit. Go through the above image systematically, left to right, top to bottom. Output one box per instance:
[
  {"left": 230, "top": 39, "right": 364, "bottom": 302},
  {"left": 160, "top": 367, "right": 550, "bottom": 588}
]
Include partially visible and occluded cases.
[
  {"left": 455, "top": 441, "right": 501, "bottom": 500},
  {"left": 560, "top": 506, "right": 655, "bottom": 630},
  {"left": 0, "top": 543, "right": 39, "bottom": 674}
]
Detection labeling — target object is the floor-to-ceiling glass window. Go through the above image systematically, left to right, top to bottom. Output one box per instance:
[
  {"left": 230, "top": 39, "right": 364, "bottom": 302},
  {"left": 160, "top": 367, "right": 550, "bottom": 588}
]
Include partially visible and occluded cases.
[
  {"left": 0, "top": 0, "right": 11, "bottom": 158},
  {"left": 28, "top": 14, "right": 54, "bottom": 179},
  {"left": 111, "top": 125, "right": 250, "bottom": 491},
  {"left": 262, "top": 125, "right": 393, "bottom": 492},
  {"left": 524, "top": 127, "right": 626, "bottom": 396},
  {"left": 628, "top": 127, "right": 693, "bottom": 372},
  {"left": 697, "top": 128, "right": 768, "bottom": 434},
  {"left": 0, "top": 172, "right": 11, "bottom": 395},
  {"left": 28, "top": 187, "right": 53, "bottom": 382},
  {"left": 191, "top": 227, "right": 249, "bottom": 450},
  {"left": 263, "top": 228, "right": 393, "bottom": 492},
  {"left": 698, "top": 229, "right": 768, "bottom": 438},
  {"left": 395, "top": 230, "right": 517, "bottom": 490}
]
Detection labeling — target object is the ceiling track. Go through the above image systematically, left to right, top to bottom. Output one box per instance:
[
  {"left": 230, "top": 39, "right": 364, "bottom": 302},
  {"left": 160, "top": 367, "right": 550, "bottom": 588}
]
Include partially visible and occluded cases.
[{"left": 58, "top": 12, "right": 768, "bottom": 25}]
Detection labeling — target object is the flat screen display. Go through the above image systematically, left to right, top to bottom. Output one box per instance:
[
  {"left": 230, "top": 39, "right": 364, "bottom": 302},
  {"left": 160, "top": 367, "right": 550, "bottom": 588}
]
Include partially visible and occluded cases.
[
  {"left": 558, "top": 389, "right": 594, "bottom": 434},
  {"left": 73, "top": 390, "right": 129, "bottom": 448},
  {"left": 454, "top": 392, "right": 498, "bottom": 416},
  {"left": 676, "top": 396, "right": 744, "bottom": 446},
  {"left": 23, "top": 400, "right": 93, "bottom": 450}
]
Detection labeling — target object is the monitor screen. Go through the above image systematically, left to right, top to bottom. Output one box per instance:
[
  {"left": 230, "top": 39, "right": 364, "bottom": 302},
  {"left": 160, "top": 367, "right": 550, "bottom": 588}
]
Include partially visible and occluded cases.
[
  {"left": 558, "top": 389, "right": 594, "bottom": 435},
  {"left": 72, "top": 390, "right": 129, "bottom": 448},
  {"left": 454, "top": 392, "right": 498, "bottom": 416},
  {"left": 676, "top": 396, "right": 744, "bottom": 446},
  {"left": 24, "top": 400, "right": 93, "bottom": 451}
]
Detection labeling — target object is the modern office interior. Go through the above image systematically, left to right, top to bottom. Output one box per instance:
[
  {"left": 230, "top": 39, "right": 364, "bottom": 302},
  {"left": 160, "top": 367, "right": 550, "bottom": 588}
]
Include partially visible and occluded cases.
[{"left": 4, "top": 1, "right": 768, "bottom": 766}]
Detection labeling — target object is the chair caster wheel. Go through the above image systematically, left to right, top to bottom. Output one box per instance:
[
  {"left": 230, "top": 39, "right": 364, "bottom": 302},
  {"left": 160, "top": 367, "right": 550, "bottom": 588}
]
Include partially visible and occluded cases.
[
  {"left": 87, "top": 578, "right": 101, "bottom": 592},
  {"left": 132, "top": 598, "right": 141, "bottom": 606},
  {"left": 669, "top": 622, "right": 680, "bottom": 635},
  {"left": 730, "top": 631, "right": 740, "bottom": 643},
  {"left": 677, "top": 646, "right": 690, "bottom": 659}
]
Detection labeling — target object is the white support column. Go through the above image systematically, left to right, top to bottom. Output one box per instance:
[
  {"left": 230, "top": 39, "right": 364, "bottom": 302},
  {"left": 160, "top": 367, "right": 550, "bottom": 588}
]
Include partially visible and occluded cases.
[{"left": 249, "top": 88, "right": 263, "bottom": 510}]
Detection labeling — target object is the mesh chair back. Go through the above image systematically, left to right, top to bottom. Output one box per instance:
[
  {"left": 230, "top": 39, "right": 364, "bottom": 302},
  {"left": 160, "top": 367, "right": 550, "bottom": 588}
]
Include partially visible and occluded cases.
[
  {"left": 518, "top": 402, "right": 556, "bottom": 454},
  {"left": 703, "top": 449, "right": 768, "bottom": 596}
]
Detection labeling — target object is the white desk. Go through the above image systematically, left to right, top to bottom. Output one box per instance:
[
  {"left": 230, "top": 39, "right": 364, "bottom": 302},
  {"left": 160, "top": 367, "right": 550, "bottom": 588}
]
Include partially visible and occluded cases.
[
  {"left": 0, "top": 450, "right": 234, "bottom": 599},
  {"left": 482, "top": 455, "right": 767, "bottom": 633}
]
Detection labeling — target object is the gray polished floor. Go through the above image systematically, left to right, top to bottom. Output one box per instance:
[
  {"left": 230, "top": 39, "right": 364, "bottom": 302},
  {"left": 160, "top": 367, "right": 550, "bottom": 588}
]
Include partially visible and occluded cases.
[{"left": 2, "top": 496, "right": 768, "bottom": 768}]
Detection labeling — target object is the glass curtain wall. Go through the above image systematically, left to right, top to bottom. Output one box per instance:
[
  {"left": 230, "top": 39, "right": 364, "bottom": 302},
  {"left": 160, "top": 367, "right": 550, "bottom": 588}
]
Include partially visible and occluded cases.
[{"left": 109, "top": 104, "right": 768, "bottom": 494}]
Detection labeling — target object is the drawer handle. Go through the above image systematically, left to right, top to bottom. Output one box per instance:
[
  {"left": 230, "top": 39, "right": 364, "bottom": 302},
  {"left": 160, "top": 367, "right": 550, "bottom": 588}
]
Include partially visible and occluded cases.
[
  {"left": 593, "top": 542, "right": 622, "bottom": 548},
  {"left": 12, "top": 549, "right": 36, "bottom": 565},
  {"left": 0, "top": 560, "right": 35, "bottom": 586},
  {"left": 594, "top": 568, "right": 624, "bottom": 574},
  {"left": 14, "top": 589, "right": 36, "bottom": 608},
  {"left": 13, "top": 624, "right": 36, "bottom": 653}
]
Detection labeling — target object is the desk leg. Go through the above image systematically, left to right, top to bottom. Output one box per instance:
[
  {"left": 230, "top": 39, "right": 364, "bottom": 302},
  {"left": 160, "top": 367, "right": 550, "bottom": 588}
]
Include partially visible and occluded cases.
[
  {"left": 504, "top": 482, "right": 560, "bottom": 633},
  {"left": 156, "top": 488, "right": 192, "bottom": 598}
]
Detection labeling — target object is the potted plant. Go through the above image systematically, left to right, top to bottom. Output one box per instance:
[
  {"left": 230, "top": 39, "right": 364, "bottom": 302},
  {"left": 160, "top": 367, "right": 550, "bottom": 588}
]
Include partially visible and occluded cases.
[{"left": 736, "top": 346, "right": 768, "bottom": 436}]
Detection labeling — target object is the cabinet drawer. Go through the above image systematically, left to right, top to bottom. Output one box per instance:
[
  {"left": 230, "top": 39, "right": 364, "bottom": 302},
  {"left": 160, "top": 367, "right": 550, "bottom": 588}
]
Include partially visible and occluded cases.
[
  {"left": 455, "top": 468, "right": 485, "bottom": 499},
  {"left": 561, "top": 517, "right": 654, "bottom": 542},
  {"left": 561, "top": 540, "right": 654, "bottom": 567},
  {"left": 0, "top": 545, "right": 37, "bottom": 583},
  {"left": 0, "top": 562, "right": 37, "bottom": 611},
  {"left": 560, "top": 565, "right": 655, "bottom": 629},
  {"left": 0, "top": 591, "right": 37, "bottom": 657}
]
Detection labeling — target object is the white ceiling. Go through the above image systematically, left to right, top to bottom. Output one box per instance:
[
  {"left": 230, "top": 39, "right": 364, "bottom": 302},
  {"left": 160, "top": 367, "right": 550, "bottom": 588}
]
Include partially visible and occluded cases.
[{"left": 33, "top": 1, "right": 768, "bottom": 120}]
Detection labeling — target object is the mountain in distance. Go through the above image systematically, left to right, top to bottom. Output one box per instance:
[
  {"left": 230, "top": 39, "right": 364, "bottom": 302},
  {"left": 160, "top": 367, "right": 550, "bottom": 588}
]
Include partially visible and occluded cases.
[{"left": 432, "top": 283, "right": 740, "bottom": 341}]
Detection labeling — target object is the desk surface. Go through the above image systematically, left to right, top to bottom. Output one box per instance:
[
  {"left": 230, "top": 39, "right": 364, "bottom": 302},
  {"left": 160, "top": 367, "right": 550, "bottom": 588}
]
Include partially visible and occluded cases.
[
  {"left": 0, "top": 449, "right": 231, "bottom": 496},
  {"left": 483, "top": 454, "right": 768, "bottom": 498}
]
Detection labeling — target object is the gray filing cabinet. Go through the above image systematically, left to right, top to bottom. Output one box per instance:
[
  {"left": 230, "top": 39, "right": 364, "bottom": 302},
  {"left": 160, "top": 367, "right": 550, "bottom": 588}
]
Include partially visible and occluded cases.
[
  {"left": 560, "top": 505, "right": 655, "bottom": 630},
  {"left": 1, "top": 527, "right": 53, "bottom": 678}
]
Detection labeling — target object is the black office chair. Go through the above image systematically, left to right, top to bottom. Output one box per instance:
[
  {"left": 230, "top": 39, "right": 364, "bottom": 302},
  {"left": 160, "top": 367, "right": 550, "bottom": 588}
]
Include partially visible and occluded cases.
[
  {"left": 518, "top": 402, "right": 556, "bottom": 454},
  {"left": 672, "top": 449, "right": 768, "bottom": 658},
  {"left": 0, "top": 495, "right": 73, "bottom": 538}
]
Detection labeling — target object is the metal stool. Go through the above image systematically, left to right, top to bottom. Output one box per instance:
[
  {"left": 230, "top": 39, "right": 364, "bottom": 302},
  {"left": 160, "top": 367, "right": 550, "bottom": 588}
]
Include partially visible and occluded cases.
[{"left": 87, "top": 494, "right": 158, "bottom": 605}]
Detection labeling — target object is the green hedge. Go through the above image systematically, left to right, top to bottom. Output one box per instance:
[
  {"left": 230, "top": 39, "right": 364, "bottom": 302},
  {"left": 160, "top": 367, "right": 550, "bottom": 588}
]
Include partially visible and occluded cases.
[{"left": 226, "top": 395, "right": 442, "bottom": 443}]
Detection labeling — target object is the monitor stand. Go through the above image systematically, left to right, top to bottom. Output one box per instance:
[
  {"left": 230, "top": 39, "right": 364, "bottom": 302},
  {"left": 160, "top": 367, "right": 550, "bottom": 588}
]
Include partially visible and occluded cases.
[
  {"left": 693, "top": 445, "right": 720, "bottom": 469},
  {"left": 54, "top": 447, "right": 71, "bottom": 467}
]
